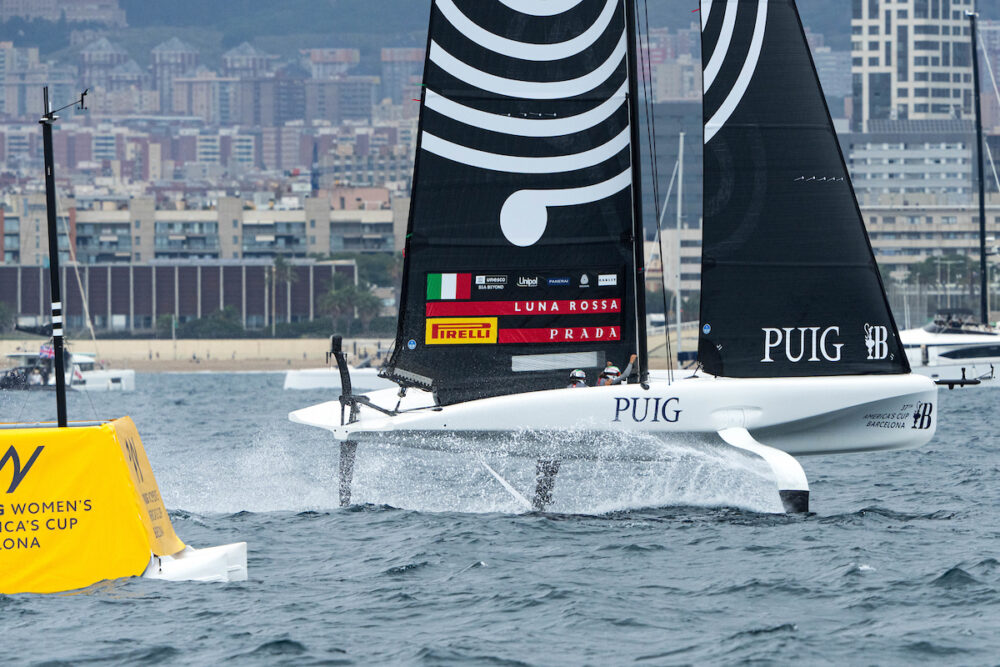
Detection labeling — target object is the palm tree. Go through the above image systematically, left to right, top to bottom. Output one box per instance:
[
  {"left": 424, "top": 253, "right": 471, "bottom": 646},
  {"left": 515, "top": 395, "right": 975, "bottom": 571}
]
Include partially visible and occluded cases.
[
  {"left": 271, "top": 255, "right": 299, "bottom": 336},
  {"left": 320, "top": 281, "right": 384, "bottom": 335},
  {"left": 320, "top": 285, "right": 352, "bottom": 333},
  {"left": 353, "top": 286, "right": 383, "bottom": 333}
]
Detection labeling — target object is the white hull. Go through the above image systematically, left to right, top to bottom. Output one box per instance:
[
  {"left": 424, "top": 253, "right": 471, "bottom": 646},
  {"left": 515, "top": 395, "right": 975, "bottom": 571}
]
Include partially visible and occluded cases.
[
  {"left": 283, "top": 367, "right": 396, "bottom": 392},
  {"left": 70, "top": 368, "right": 136, "bottom": 392},
  {"left": 290, "top": 373, "right": 937, "bottom": 458},
  {"left": 290, "top": 373, "right": 936, "bottom": 512},
  {"left": 142, "top": 543, "right": 248, "bottom": 583}
]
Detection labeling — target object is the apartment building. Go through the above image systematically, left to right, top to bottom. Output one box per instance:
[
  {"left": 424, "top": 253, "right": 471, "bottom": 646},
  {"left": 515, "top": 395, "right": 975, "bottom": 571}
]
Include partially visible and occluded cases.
[
  {"left": 852, "top": 0, "right": 976, "bottom": 130},
  {"left": 0, "top": 194, "right": 398, "bottom": 267}
]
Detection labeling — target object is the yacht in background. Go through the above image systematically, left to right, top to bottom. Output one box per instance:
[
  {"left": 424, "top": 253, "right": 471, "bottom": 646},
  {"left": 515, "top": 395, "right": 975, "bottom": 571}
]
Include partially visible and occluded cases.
[
  {"left": 901, "top": 310, "right": 999, "bottom": 388},
  {"left": 1, "top": 344, "right": 135, "bottom": 391}
]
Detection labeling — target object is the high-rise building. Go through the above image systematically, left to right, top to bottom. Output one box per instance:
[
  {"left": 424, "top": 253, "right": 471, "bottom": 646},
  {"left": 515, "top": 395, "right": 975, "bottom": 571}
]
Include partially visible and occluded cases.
[
  {"left": 852, "top": 0, "right": 976, "bottom": 130},
  {"left": 151, "top": 37, "right": 199, "bottom": 114},
  {"left": 78, "top": 38, "right": 129, "bottom": 91},
  {"left": 221, "top": 42, "right": 278, "bottom": 79},
  {"left": 380, "top": 48, "right": 423, "bottom": 104}
]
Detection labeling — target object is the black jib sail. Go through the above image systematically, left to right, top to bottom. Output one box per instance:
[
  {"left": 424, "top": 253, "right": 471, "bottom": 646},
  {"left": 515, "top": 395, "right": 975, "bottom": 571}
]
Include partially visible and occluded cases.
[
  {"left": 383, "top": 0, "right": 646, "bottom": 404},
  {"left": 697, "top": 0, "right": 909, "bottom": 377}
]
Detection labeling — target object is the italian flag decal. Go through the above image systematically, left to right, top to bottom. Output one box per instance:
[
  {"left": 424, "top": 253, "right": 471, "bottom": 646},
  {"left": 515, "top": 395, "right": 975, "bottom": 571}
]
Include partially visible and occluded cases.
[{"left": 427, "top": 273, "right": 471, "bottom": 300}]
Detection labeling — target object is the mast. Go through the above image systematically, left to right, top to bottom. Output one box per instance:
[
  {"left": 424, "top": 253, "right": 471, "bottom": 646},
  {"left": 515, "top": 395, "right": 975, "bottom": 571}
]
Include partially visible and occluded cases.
[
  {"left": 624, "top": 0, "right": 648, "bottom": 383},
  {"left": 970, "top": 11, "right": 989, "bottom": 325},
  {"left": 39, "top": 87, "right": 86, "bottom": 428},
  {"left": 40, "top": 87, "right": 67, "bottom": 427},
  {"left": 676, "top": 132, "right": 684, "bottom": 361}
]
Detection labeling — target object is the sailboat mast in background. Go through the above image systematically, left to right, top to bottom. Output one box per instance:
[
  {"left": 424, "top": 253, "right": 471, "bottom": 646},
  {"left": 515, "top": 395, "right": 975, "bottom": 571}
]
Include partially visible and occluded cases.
[
  {"left": 969, "top": 11, "right": 988, "bottom": 325},
  {"left": 39, "top": 86, "right": 86, "bottom": 426}
]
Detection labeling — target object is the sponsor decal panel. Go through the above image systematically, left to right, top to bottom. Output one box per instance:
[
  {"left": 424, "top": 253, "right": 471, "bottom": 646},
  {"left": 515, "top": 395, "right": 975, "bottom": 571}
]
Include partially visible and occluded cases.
[
  {"left": 427, "top": 273, "right": 471, "bottom": 300},
  {"left": 598, "top": 274, "right": 617, "bottom": 286},
  {"left": 517, "top": 276, "right": 539, "bottom": 287},
  {"left": 547, "top": 277, "right": 570, "bottom": 286},
  {"left": 426, "top": 299, "right": 621, "bottom": 317},
  {"left": 425, "top": 318, "right": 498, "bottom": 344},
  {"left": 498, "top": 326, "right": 620, "bottom": 344},
  {"left": 861, "top": 401, "right": 932, "bottom": 431}
]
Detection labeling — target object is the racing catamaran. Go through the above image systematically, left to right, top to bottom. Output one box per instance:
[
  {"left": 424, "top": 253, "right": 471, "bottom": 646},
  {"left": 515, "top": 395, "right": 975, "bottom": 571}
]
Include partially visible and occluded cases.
[{"left": 290, "top": 0, "right": 938, "bottom": 513}]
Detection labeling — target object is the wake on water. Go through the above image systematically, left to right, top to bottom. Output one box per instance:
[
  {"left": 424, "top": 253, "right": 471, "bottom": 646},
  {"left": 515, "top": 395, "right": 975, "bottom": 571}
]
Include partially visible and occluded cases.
[{"left": 157, "top": 426, "right": 785, "bottom": 515}]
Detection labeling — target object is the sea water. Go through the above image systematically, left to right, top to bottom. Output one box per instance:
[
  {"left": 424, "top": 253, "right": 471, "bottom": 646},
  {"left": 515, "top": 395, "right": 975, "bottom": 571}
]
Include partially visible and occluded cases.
[{"left": 1, "top": 374, "right": 998, "bottom": 664}]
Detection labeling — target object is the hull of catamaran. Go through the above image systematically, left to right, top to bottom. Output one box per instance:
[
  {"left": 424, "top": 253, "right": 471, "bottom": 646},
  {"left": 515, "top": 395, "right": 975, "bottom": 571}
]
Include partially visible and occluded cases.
[
  {"left": 901, "top": 328, "right": 1000, "bottom": 387},
  {"left": 289, "top": 373, "right": 937, "bottom": 458}
]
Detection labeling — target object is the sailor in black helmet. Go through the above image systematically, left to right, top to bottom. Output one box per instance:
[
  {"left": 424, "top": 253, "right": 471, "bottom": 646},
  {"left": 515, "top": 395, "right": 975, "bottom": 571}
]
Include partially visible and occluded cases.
[
  {"left": 598, "top": 354, "right": 637, "bottom": 386},
  {"left": 567, "top": 368, "right": 588, "bottom": 388}
]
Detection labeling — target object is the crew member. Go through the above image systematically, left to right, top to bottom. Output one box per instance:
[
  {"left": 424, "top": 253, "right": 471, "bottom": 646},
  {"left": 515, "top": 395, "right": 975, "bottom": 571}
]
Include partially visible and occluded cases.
[
  {"left": 598, "top": 354, "right": 637, "bottom": 386},
  {"left": 567, "top": 369, "right": 588, "bottom": 388}
]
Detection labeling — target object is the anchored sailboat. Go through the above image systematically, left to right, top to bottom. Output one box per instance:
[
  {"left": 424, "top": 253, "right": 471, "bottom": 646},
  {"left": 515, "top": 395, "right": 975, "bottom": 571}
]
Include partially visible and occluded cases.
[
  {"left": 290, "top": 0, "right": 938, "bottom": 513},
  {"left": 899, "top": 10, "right": 999, "bottom": 389},
  {"left": 1, "top": 89, "right": 246, "bottom": 595}
]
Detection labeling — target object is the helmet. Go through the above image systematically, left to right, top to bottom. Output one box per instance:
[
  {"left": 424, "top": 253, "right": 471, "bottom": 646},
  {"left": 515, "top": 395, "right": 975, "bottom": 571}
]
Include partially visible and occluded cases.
[
  {"left": 602, "top": 365, "right": 621, "bottom": 377},
  {"left": 569, "top": 369, "right": 586, "bottom": 381}
]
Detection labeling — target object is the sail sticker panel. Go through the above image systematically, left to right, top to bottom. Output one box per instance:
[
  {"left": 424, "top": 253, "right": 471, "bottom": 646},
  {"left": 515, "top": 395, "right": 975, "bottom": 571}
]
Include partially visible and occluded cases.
[
  {"left": 697, "top": 0, "right": 908, "bottom": 378},
  {"left": 421, "top": 269, "right": 623, "bottom": 346}
]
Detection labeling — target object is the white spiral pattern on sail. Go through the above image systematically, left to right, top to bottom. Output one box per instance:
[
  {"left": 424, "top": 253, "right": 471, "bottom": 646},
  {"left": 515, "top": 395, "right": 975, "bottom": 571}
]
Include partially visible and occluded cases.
[
  {"left": 421, "top": 0, "right": 632, "bottom": 246},
  {"left": 437, "top": 0, "right": 618, "bottom": 61},
  {"left": 498, "top": 0, "right": 584, "bottom": 16},
  {"left": 702, "top": 0, "right": 768, "bottom": 144},
  {"left": 702, "top": 0, "right": 737, "bottom": 92},
  {"left": 428, "top": 35, "right": 626, "bottom": 100},
  {"left": 424, "top": 83, "right": 628, "bottom": 137}
]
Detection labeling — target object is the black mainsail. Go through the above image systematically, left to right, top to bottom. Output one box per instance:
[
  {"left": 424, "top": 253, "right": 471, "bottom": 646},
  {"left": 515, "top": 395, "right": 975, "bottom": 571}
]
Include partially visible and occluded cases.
[
  {"left": 384, "top": 0, "right": 647, "bottom": 404},
  {"left": 698, "top": 0, "right": 908, "bottom": 377}
]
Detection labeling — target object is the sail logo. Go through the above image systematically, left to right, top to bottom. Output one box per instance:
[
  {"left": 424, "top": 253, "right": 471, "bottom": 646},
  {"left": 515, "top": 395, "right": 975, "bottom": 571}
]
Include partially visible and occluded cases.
[
  {"left": 598, "top": 274, "right": 617, "bottom": 286},
  {"left": 517, "top": 276, "right": 539, "bottom": 287},
  {"left": 425, "top": 318, "right": 498, "bottom": 345},
  {"left": 864, "top": 324, "right": 889, "bottom": 360},
  {"left": 761, "top": 327, "right": 843, "bottom": 363},
  {"left": 912, "top": 402, "right": 934, "bottom": 430},
  {"left": 1, "top": 445, "right": 44, "bottom": 494}
]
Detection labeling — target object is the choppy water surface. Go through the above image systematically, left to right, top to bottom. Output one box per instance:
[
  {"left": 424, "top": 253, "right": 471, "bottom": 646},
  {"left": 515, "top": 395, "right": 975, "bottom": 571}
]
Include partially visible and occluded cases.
[{"left": 2, "top": 374, "right": 998, "bottom": 664}]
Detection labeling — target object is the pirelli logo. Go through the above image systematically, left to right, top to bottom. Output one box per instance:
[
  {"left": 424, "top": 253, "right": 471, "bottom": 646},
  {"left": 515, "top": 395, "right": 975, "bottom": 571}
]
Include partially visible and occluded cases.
[{"left": 425, "top": 318, "right": 498, "bottom": 345}]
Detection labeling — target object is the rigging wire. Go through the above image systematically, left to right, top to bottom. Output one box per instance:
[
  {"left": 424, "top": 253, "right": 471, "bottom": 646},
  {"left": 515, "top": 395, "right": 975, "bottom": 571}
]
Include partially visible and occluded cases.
[
  {"left": 636, "top": 0, "right": 672, "bottom": 383},
  {"left": 653, "top": 160, "right": 679, "bottom": 362},
  {"left": 53, "top": 171, "right": 103, "bottom": 420}
]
